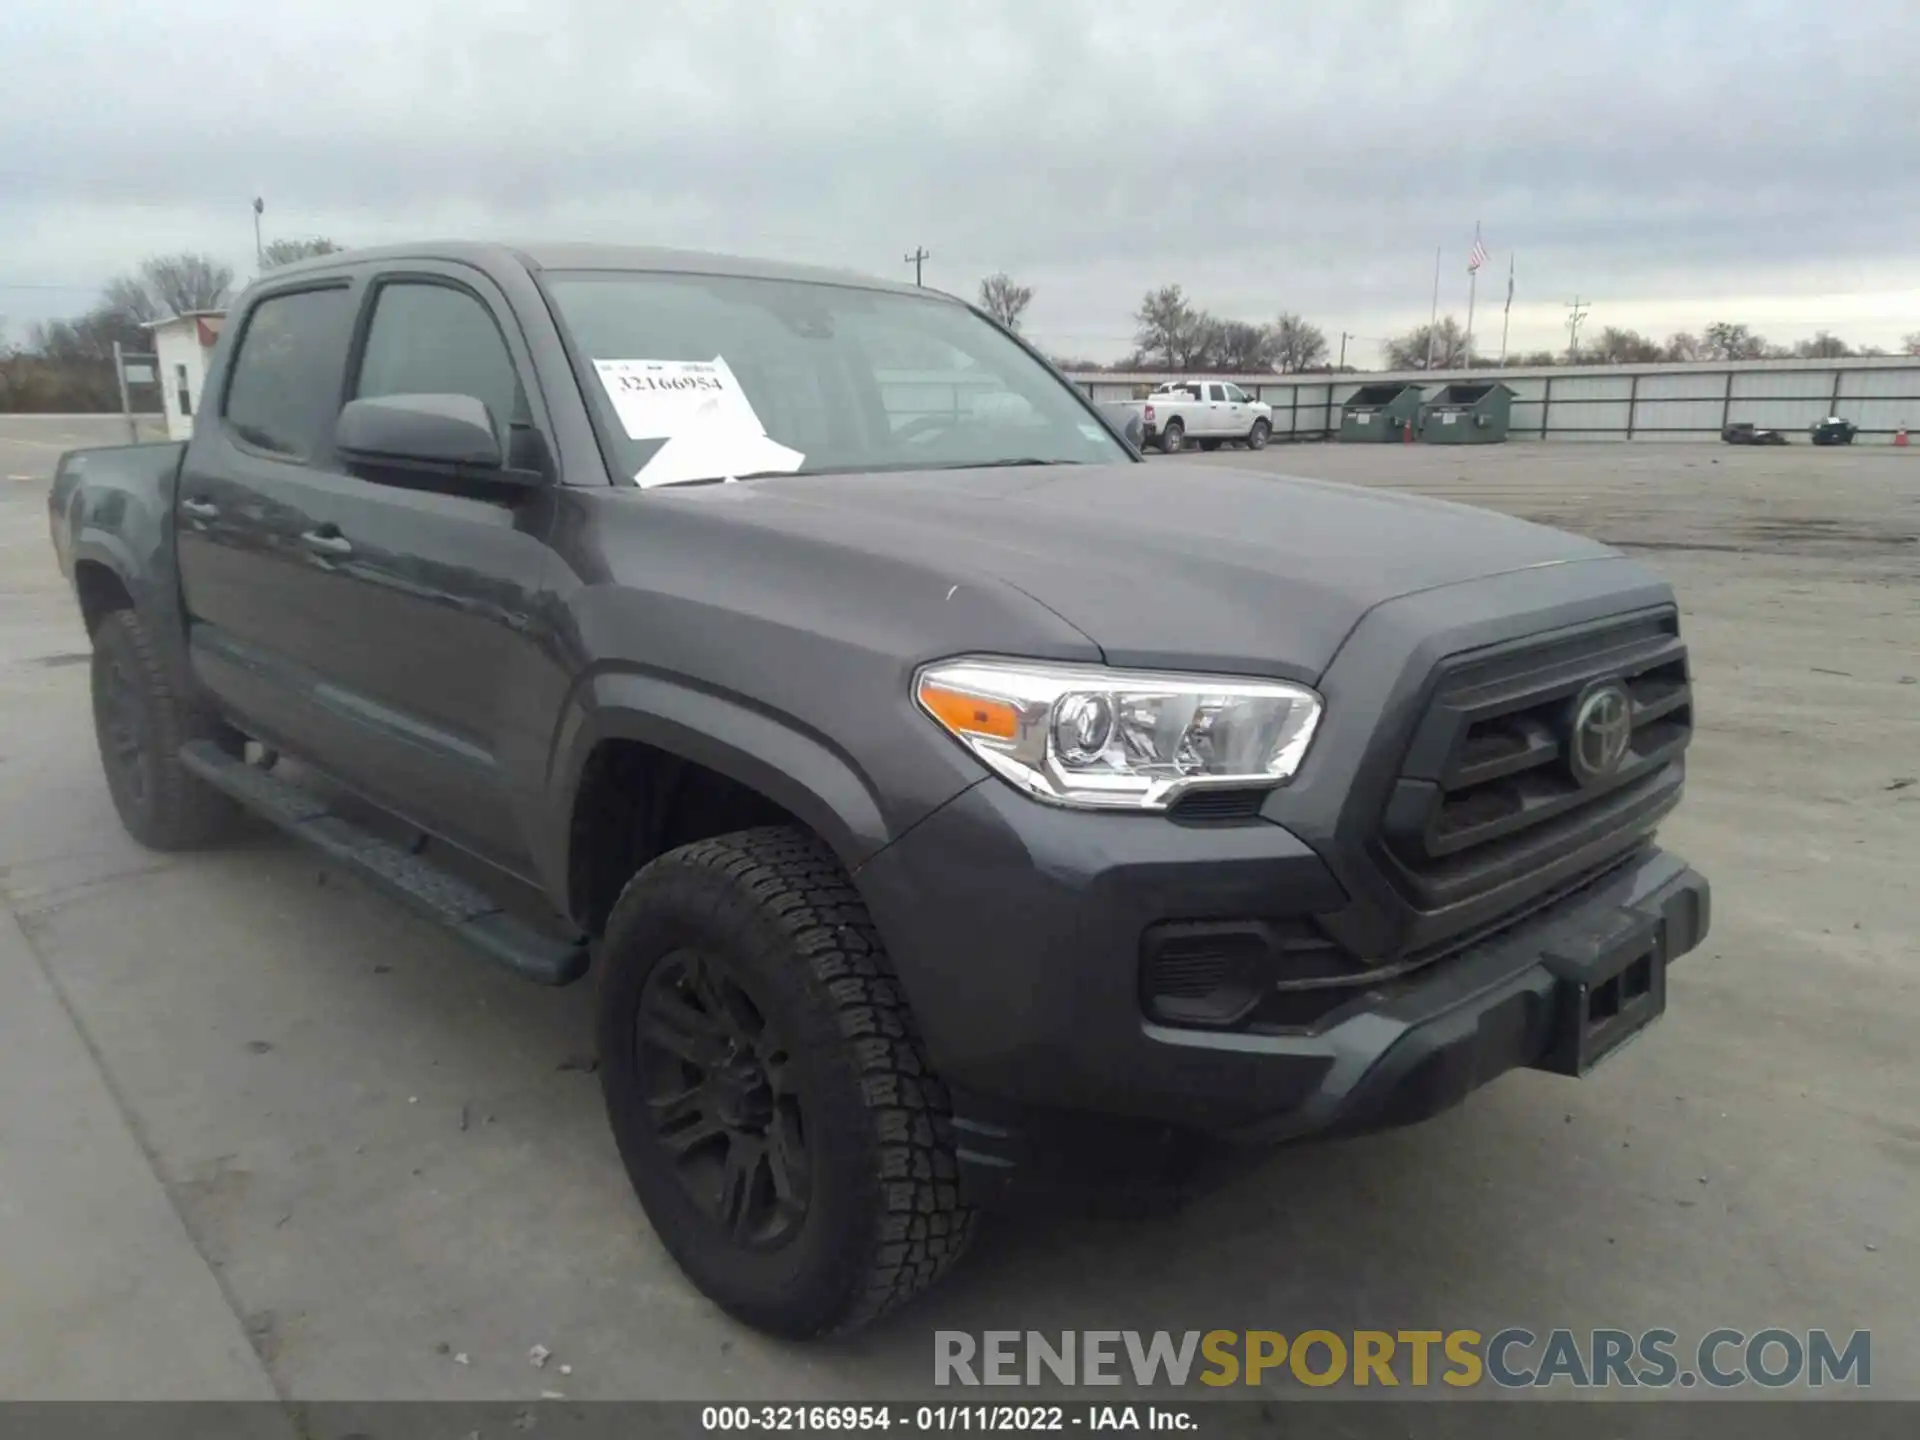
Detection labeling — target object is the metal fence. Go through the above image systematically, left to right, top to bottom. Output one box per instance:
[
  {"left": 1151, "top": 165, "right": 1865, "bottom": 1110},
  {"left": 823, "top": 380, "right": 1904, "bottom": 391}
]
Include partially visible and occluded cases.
[{"left": 1066, "top": 357, "right": 1920, "bottom": 444}]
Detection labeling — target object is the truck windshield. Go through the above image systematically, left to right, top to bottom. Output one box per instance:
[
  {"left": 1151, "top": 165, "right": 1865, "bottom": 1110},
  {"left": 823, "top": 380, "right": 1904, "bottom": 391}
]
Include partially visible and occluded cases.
[{"left": 542, "top": 270, "right": 1129, "bottom": 485}]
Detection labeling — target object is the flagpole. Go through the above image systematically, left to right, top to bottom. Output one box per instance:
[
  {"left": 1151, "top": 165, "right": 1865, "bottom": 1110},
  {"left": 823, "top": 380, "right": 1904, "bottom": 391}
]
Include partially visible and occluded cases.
[
  {"left": 1463, "top": 222, "right": 1481, "bottom": 368},
  {"left": 1425, "top": 246, "right": 1440, "bottom": 370},
  {"left": 1499, "top": 252, "right": 1515, "bottom": 367}
]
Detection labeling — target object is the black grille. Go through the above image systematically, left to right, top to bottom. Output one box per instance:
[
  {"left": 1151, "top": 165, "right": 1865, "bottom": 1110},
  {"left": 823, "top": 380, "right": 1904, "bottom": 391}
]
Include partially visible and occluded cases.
[{"left": 1380, "top": 611, "right": 1692, "bottom": 913}]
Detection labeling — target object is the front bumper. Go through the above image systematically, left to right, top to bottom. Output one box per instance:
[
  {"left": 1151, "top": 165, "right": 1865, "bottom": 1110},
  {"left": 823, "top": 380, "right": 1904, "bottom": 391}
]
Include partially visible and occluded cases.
[{"left": 856, "top": 779, "right": 1709, "bottom": 1198}]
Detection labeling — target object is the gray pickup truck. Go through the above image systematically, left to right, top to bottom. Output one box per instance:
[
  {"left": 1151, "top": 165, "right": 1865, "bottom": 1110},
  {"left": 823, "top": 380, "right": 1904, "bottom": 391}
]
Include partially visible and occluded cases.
[{"left": 48, "top": 242, "right": 1709, "bottom": 1338}]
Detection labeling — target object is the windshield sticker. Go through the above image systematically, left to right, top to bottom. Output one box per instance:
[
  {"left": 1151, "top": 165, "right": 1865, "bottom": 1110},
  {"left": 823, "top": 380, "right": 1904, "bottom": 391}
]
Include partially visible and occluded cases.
[{"left": 593, "top": 357, "right": 805, "bottom": 486}]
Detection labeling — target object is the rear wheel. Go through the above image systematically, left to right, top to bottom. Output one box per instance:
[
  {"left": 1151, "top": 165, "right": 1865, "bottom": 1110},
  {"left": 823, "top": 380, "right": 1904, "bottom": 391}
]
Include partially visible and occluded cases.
[
  {"left": 1159, "top": 419, "right": 1185, "bottom": 454},
  {"left": 1248, "top": 419, "right": 1270, "bottom": 450},
  {"left": 90, "top": 609, "right": 242, "bottom": 850},
  {"left": 597, "top": 826, "right": 975, "bottom": 1337}
]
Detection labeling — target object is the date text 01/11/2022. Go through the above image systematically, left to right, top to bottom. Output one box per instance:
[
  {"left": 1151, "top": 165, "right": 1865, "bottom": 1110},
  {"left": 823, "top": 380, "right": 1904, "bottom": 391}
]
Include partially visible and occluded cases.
[{"left": 700, "top": 1406, "right": 1196, "bottom": 1432}]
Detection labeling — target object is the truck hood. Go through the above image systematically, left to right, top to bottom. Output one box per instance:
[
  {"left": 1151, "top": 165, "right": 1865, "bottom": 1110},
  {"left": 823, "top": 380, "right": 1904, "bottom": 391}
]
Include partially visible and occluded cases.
[{"left": 709, "top": 461, "right": 1624, "bottom": 677}]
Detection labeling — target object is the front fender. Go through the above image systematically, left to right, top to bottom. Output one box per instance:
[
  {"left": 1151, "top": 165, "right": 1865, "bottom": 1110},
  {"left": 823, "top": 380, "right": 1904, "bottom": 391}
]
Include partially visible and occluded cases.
[{"left": 535, "top": 663, "right": 956, "bottom": 915}]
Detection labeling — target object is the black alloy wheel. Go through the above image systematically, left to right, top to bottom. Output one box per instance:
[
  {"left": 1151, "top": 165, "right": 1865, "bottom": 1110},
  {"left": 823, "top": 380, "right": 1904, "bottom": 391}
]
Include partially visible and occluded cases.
[{"left": 636, "top": 946, "right": 810, "bottom": 1249}]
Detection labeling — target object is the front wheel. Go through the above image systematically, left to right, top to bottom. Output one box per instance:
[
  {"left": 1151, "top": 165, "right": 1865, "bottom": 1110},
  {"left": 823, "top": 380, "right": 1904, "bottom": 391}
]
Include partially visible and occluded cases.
[
  {"left": 1159, "top": 419, "right": 1185, "bottom": 454},
  {"left": 1247, "top": 419, "right": 1271, "bottom": 451},
  {"left": 596, "top": 826, "right": 975, "bottom": 1338}
]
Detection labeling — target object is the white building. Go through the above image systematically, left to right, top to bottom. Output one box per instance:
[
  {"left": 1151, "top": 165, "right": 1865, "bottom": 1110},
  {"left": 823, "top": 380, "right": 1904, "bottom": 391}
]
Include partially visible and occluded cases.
[{"left": 144, "top": 310, "right": 226, "bottom": 442}]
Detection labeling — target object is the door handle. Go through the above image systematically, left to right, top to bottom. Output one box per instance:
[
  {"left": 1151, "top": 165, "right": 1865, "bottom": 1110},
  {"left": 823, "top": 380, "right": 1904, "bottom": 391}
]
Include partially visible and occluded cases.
[
  {"left": 181, "top": 498, "right": 219, "bottom": 519},
  {"left": 299, "top": 528, "right": 354, "bottom": 557}
]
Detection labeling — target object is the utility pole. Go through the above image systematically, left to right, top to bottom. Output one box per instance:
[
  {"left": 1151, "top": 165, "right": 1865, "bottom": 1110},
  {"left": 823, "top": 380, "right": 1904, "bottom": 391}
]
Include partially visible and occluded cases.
[
  {"left": 252, "top": 196, "right": 265, "bottom": 270},
  {"left": 1463, "top": 221, "right": 1483, "bottom": 368},
  {"left": 903, "top": 247, "right": 929, "bottom": 287},
  {"left": 1425, "top": 247, "right": 1441, "bottom": 369},
  {"left": 1498, "top": 253, "right": 1515, "bottom": 367},
  {"left": 1565, "top": 296, "right": 1590, "bottom": 362},
  {"left": 1338, "top": 332, "right": 1355, "bottom": 371}
]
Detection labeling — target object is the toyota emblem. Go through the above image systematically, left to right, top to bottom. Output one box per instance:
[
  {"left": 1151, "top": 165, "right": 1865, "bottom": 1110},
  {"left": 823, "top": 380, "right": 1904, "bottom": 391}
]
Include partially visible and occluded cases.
[{"left": 1568, "top": 682, "right": 1633, "bottom": 786}]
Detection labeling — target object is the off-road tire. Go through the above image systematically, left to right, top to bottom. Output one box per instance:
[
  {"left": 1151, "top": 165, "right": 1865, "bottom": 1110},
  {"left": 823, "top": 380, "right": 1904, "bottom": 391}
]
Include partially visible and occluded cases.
[
  {"left": 1159, "top": 418, "right": 1185, "bottom": 454},
  {"left": 1248, "top": 419, "right": 1270, "bottom": 450},
  {"left": 89, "top": 609, "right": 242, "bottom": 850},
  {"left": 597, "top": 825, "right": 976, "bottom": 1337}
]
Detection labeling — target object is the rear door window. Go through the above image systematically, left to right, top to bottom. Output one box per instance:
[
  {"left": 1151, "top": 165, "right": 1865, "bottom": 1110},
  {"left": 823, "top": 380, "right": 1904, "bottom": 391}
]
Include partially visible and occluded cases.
[{"left": 222, "top": 287, "right": 353, "bottom": 459}]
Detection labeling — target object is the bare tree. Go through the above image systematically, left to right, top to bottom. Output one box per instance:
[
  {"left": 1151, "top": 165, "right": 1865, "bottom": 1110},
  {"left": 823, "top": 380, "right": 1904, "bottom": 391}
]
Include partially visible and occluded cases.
[
  {"left": 262, "top": 237, "right": 344, "bottom": 269},
  {"left": 137, "top": 252, "right": 234, "bottom": 317},
  {"left": 977, "top": 273, "right": 1034, "bottom": 331},
  {"left": 100, "top": 275, "right": 162, "bottom": 327},
  {"left": 1134, "top": 285, "right": 1197, "bottom": 370},
  {"left": 29, "top": 305, "right": 147, "bottom": 364},
  {"left": 1269, "top": 313, "right": 1328, "bottom": 373},
  {"left": 1174, "top": 314, "right": 1224, "bottom": 371},
  {"left": 1384, "top": 317, "right": 1467, "bottom": 370},
  {"left": 1214, "top": 320, "right": 1276, "bottom": 373},
  {"left": 1701, "top": 321, "right": 1768, "bottom": 361},
  {"left": 1584, "top": 327, "right": 1666, "bottom": 364},
  {"left": 1793, "top": 331, "right": 1852, "bottom": 359},
  {"left": 1902, "top": 331, "right": 1920, "bottom": 356},
  {"left": 1664, "top": 332, "right": 1705, "bottom": 362},
  {"left": 1514, "top": 349, "right": 1562, "bottom": 367}
]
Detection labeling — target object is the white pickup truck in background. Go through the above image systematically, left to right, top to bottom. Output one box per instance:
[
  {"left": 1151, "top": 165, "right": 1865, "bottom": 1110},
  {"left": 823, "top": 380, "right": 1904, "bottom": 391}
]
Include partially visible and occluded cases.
[{"left": 1105, "top": 380, "right": 1273, "bottom": 454}]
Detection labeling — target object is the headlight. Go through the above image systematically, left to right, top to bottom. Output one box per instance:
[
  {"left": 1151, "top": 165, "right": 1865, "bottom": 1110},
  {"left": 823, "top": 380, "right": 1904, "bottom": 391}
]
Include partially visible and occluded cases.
[{"left": 915, "top": 658, "right": 1322, "bottom": 810}]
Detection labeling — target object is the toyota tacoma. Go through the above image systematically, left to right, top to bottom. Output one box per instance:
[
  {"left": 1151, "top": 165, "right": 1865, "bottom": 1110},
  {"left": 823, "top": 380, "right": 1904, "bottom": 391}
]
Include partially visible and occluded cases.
[{"left": 47, "top": 242, "right": 1709, "bottom": 1339}]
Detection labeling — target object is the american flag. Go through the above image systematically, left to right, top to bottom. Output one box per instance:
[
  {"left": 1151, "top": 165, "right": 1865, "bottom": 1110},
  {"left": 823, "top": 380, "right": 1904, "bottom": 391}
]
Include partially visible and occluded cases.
[{"left": 1468, "top": 237, "right": 1489, "bottom": 273}]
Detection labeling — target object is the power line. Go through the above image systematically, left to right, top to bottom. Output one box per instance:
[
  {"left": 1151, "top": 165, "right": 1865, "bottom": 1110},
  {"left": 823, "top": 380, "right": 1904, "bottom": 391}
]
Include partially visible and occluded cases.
[{"left": 903, "top": 247, "right": 929, "bottom": 287}]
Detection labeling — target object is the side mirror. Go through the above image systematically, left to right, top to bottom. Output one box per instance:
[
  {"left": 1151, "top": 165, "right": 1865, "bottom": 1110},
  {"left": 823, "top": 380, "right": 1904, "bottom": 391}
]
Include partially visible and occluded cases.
[
  {"left": 336, "top": 394, "right": 507, "bottom": 474},
  {"left": 1124, "top": 413, "right": 1145, "bottom": 449}
]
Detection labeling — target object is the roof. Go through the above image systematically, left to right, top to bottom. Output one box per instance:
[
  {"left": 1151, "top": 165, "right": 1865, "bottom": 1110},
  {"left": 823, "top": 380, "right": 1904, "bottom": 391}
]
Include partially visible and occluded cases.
[
  {"left": 253, "top": 240, "right": 949, "bottom": 302},
  {"left": 141, "top": 309, "right": 227, "bottom": 328}
]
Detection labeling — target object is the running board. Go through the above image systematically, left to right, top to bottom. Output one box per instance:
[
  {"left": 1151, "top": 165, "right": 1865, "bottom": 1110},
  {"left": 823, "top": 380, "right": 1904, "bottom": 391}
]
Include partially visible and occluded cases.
[{"left": 179, "top": 741, "right": 589, "bottom": 986}]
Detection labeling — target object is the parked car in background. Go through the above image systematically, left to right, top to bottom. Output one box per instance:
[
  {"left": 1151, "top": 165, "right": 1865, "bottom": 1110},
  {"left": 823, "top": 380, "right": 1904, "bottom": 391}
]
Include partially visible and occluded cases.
[
  {"left": 1110, "top": 380, "right": 1273, "bottom": 453},
  {"left": 1810, "top": 415, "right": 1858, "bottom": 446},
  {"left": 1721, "top": 422, "right": 1787, "bottom": 445}
]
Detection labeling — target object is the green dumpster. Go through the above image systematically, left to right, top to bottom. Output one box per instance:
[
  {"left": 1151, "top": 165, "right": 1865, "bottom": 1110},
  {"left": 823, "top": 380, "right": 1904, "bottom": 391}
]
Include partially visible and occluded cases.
[
  {"left": 1419, "top": 382, "right": 1514, "bottom": 444},
  {"left": 1339, "top": 383, "right": 1425, "bottom": 442}
]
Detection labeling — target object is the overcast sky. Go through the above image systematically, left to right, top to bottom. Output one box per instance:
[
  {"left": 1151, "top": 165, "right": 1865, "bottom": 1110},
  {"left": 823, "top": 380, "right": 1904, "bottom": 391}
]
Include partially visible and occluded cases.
[{"left": 4, "top": 0, "right": 1917, "bottom": 363}]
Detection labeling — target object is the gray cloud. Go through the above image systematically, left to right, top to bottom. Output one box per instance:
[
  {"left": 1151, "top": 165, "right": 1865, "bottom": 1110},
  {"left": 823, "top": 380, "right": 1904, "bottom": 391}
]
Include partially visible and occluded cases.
[{"left": 4, "top": 0, "right": 1918, "bottom": 358}]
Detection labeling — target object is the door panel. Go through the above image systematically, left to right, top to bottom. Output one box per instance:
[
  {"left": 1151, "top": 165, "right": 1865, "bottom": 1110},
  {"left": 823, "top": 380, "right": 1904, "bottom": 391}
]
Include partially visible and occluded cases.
[
  {"left": 295, "top": 269, "right": 559, "bottom": 871},
  {"left": 177, "top": 282, "right": 362, "bottom": 760},
  {"left": 1201, "top": 382, "right": 1228, "bottom": 435},
  {"left": 304, "top": 475, "right": 552, "bottom": 869}
]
